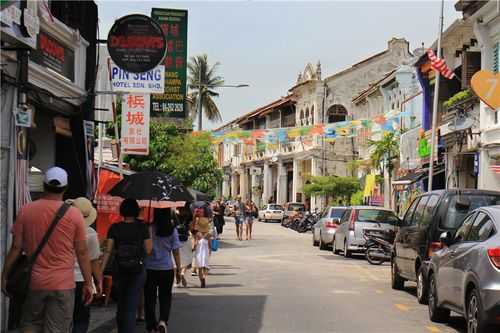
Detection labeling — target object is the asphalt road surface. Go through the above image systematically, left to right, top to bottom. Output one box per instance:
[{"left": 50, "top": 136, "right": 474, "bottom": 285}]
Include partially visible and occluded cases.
[{"left": 91, "top": 218, "right": 467, "bottom": 333}]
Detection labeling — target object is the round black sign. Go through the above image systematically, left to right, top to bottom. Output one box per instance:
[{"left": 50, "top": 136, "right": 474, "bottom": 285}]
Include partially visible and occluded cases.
[{"left": 107, "top": 14, "right": 166, "bottom": 73}]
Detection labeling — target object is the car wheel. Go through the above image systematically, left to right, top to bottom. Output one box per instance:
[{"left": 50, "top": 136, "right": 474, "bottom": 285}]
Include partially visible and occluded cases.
[
  {"left": 313, "top": 231, "right": 319, "bottom": 247},
  {"left": 319, "top": 233, "right": 328, "bottom": 250},
  {"left": 332, "top": 236, "right": 340, "bottom": 254},
  {"left": 343, "top": 241, "right": 351, "bottom": 258},
  {"left": 391, "top": 259, "right": 405, "bottom": 290},
  {"left": 417, "top": 266, "right": 428, "bottom": 305},
  {"left": 428, "top": 273, "right": 450, "bottom": 323},
  {"left": 466, "top": 288, "right": 488, "bottom": 333}
]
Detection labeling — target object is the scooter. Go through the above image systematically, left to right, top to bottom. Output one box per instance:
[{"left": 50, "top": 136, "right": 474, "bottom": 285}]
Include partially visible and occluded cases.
[
  {"left": 288, "top": 211, "right": 319, "bottom": 233},
  {"left": 363, "top": 228, "right": 396, "bottom": 265}
]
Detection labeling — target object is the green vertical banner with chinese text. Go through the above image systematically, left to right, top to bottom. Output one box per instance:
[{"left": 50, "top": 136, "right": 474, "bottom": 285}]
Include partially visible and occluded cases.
[{"left": 150, "top": 8, "right": 188, "bottom": 118}]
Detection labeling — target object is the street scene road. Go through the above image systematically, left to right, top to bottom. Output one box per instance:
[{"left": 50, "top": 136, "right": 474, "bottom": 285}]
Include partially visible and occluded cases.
[
  {"left": 4, "top": 1, "right": 500, "bottom": 333},
  {"left": 93, "top": 219, "right": 467, "bottom": 333}
]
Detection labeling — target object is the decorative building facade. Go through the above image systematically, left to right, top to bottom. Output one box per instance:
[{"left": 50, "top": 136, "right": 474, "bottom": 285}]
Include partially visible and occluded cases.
[{"left": 215, "top": 38, "right": 412, "bottom": 210}]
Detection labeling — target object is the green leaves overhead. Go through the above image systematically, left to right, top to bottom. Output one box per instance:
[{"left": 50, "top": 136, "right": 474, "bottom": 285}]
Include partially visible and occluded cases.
[
  {"left": 125, "top": 122, "right": 222, "bottom": 196},
  {"left": 303, "top": 176, "right": 361, "bottom": 201}
]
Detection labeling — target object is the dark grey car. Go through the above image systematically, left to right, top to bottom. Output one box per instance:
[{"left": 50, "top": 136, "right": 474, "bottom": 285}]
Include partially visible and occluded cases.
[{"left": 427, "top": 206, "right": 500, "bottom": 333}]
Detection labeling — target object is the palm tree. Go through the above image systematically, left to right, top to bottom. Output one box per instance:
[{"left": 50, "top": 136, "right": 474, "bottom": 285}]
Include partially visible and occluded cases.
[{"left": 188, "top": 54, "right": 224, "bottom": 130}]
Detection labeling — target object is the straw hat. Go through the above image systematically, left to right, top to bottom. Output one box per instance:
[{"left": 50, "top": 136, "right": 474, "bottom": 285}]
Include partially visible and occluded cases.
[
  {"left": 68, "top": 197, "right": 97, "bottom": 227},
  {"left": 196, "top": 217, "right": 210, "bottom": 233}
]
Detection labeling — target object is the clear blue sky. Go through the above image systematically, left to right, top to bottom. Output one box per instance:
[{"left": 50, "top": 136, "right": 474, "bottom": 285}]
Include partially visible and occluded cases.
[{"left": 97, "top": 0, "right": 460, "bottom": 129}]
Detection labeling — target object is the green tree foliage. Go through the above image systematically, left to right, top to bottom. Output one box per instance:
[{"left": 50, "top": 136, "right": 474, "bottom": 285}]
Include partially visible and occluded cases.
[
  {"left": 125, "top": 122, "right": 222, "bottom": 196},
  {"left": 368, "top": 132, "right": 399, "bottom": 171},
  {"left": 303, "top": 176, "right": 361, "bottom": 202},
  {"left": 350, "top": 190, "right": 364, "bottom": 205}
]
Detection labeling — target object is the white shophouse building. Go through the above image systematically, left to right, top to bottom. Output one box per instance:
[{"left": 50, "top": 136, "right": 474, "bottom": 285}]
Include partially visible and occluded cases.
[{"left": 215, "top": 38, "right": 413, "bottom": 210}]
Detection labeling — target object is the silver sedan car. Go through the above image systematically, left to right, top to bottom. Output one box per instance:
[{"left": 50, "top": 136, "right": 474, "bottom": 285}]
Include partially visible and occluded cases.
[
  {"left": 427, "top": 206, "right": 500, "bottom": 333},
  {"left": 313, "top": 207, "right": 347, "bottom": 250}
]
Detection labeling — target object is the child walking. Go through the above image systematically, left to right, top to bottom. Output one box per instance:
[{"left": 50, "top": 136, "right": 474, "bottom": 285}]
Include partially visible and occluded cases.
[{"left": 194, "top": 218, "right": 212, "bottom": 288}]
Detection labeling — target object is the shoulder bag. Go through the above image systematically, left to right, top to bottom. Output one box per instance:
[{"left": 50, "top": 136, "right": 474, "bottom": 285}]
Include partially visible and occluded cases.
[{"left": 6, "top": 202, "right": 71, "bottom": 298}]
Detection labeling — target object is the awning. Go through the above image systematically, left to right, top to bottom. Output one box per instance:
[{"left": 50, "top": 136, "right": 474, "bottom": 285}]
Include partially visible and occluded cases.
[
  {"left": 392, "top": 166, "right": 445, "bottom": 186},
  {"left": 392, "top": 170, "right": 426, "bottom": 186}
]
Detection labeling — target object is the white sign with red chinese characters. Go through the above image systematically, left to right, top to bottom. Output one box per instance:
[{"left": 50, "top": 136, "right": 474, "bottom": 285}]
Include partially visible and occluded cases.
[{"left": 121, "top": 94, "right": 150, "bottom": 155}]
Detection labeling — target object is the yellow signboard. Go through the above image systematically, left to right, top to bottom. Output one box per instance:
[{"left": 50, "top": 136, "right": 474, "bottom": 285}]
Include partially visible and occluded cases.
[{"left": 471, "top": 70, "right": 500, "bottom": 109}]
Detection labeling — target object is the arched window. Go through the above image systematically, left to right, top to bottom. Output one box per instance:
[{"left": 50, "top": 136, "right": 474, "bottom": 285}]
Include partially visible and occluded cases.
[
  {"left": 327, "top": 104, "right": 348, "bottom": 123},
  {"left": 311, "top": 105, "right": 315, "bottom": 123},
  {"left": 305, "top": 108, "right": 310, "bottom": 124},
  {"left": 300, "top": 109, "right": 304, "bottom": 121}
]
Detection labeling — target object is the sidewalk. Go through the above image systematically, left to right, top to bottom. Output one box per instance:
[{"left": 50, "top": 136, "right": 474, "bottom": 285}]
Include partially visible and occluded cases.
[{"left": 89, "top": 218, "right": 236, "bottom": 332}]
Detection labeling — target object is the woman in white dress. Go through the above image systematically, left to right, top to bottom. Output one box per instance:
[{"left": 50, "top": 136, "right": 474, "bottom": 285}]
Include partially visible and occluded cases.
[{"left": 194, "top": 218, "right": 212, "bottom": 288}]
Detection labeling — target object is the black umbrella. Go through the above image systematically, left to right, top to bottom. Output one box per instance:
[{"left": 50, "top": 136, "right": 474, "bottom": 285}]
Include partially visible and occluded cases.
[{"left": 109, "top": 171, "right": 193, "bottom": 208}]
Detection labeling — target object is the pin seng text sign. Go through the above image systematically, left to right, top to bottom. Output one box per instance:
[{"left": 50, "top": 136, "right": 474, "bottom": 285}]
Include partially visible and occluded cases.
[
  {"left": 150, "top": 8, "right": 188, "bottom": 118},
  {"left": 107, "top": 14, "right": 166, "bottom": 74}
]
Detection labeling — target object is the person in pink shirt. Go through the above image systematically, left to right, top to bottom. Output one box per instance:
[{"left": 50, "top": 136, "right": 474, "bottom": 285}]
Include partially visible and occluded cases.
[{"left": 1, "top": 167, "right": 94, "bottom": 333}]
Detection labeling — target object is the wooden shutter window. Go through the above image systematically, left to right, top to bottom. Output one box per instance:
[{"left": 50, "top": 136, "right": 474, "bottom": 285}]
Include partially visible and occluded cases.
[{"left": 462, "top": 51, "right": 481, "bottom": 89}]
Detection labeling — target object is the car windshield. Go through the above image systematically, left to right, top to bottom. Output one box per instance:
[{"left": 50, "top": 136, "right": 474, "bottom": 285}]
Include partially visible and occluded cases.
[
  {"left": 441, "top": 194, "right": 500, "bottom": 229},
  {"left": 288, "top": 204, "right": 305, "bottom": 211},
  {"left": 269, "top": 205, "right": 283, "bottom": 211},
  {"left": 330, "top": 208, "right": 346, "bottom": 218},
  {"left": 356, "top": 209, "right": 399, "bottom": 225}
]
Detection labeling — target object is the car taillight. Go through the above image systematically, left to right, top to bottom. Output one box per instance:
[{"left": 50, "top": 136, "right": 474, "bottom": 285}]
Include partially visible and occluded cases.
[
  {"left": 349, "top": 210, "right": 357, "bottom": 231},
  {"left": 325, "top": 221, "right": 337, "bottom": 229},
  {"left": 428, "top": 242, "right": 443, "bottom": 258},
  {"left": 487, "top": 248, "right": 500, "bottom": 269}
]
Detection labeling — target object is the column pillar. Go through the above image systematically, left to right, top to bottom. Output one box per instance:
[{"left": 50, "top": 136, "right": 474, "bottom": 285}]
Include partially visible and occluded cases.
[
  {"left": 292, "top": 158, "right": 302, "bottom": 202},
  {"left": 310, "top": 158, "right": 324, "bottom": 211},
  {"left": 276, "top": 161, "right": 287, "bottom": 204},
  {"left": 263, "top": 162, "right": 271, "bottom": 204},
  {"left": 240, "top": 168, "right": 248, "bottom": 201},
  {"left": 231, "top": 173, "right": 238, "bottom": 198},
  {"left": 222, "top": 175, "right": 230, "bottom": 198}
]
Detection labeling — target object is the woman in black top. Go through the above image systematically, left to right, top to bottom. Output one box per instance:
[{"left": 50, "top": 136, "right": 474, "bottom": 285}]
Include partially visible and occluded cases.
[{"left": 101, "top": 199, "right": 152, "bottom": 333}]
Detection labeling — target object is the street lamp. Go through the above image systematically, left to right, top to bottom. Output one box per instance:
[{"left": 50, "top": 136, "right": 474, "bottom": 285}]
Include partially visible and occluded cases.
[{"left": 190, "top": 80, "right": 249, "bottom": 131}]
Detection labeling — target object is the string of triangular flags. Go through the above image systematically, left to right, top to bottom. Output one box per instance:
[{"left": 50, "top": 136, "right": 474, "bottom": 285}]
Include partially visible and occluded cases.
[{"left": 195, "top": 110, "right": 413, "bottom": 146}]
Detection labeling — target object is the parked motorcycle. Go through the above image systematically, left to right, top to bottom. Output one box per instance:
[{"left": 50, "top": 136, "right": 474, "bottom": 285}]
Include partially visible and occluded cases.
[
  {"left": 288, "top": 211, "right": 319, "bottom": 233},
  {"left": 363, "top": 228, "right": 396, "bottom": 265}
]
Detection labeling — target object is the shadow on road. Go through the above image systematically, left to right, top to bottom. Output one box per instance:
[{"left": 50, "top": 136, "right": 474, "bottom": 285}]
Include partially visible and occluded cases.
[
  {"left": 219, "top": 240, "right": 249, "bottom": 249},
  {"left": 210, "top": 264, "right": 241, "bottom": 270},
  {"left": 208, "top": 272, "right": 238, "bottom": 276},
  {"left": 204, "top": 283, "right": 244, "bottom": 288},
  {"left": 170, "top": 293, "right": 267, "bottom": 333}
]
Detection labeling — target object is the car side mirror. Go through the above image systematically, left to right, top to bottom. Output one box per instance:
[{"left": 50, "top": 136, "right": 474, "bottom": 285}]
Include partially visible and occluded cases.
[{"left": 439, "top": 231, "right": 453, "bottom": 247}]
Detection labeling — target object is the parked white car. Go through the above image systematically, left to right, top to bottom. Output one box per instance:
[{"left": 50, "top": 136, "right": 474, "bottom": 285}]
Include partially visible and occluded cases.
[{"left": 258, "top": 204, "right": 285, "bottom": 223}]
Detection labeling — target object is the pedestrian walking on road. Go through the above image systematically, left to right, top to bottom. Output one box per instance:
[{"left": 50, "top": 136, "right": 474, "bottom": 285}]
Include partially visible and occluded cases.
[
  {"left": 1, "top": 167, "right": 94, "bottom": 332},
  {"left": 234, "top": 196, "right": 246, "bottom": 241},
  {"left": 69, "top": 197, "right": 103, "bottom": 333},
  {"left": 101, "top": 198, "right": 152, "bottom": 333},
  {"left": 213, "top": 199, "right": 226, "bottom": 237},
  {"left": 244, "top": 200, "right": 253, "bottom": 240},
  {"left": 245, "top": 201, "right": 257, "bottom": 240},
  {"left": 175, "top": 204, "right": 193, "bottom": 287},
  {"left": 144, "top": 208, "right": 182, "bottom": 333},
  {"left": 194, "top": 218, "right": 212, "bottom": 288}
]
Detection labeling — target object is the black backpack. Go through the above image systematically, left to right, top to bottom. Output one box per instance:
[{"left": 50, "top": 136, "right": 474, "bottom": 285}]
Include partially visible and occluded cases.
[{"left": 114, "top": 224, "right": 144, "bottom": 274}]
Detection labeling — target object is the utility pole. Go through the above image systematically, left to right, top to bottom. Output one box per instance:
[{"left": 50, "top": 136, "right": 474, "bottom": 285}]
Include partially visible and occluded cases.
[
  {"left": 428, "top": 0, "right": 444, "bottom": 192},
  {"left": 322, "top": 83, "right": 327, "bottom": 176}
]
